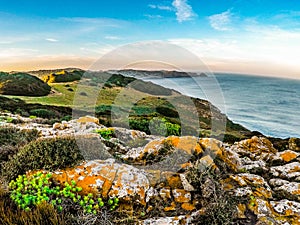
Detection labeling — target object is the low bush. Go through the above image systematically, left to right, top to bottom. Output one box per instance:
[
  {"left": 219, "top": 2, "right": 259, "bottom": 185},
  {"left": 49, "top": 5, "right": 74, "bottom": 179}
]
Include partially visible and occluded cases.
[
  {"left": 29, "top": 109, "right": 56, "bottom": 119},
  {"left": 129, "top": 117, "right": 181, "bottom": 136},
  {"left": 0, "top": 127, "right": 40, "bottom": 164},
  {"left": 0, "top": 127, "right": 39, "bottom": 147},
  {"left": 1, "top": 136, "right": 84, "bottom": 181},
  {"left": 186, "top": 160, "right": 240, "bottom": 225},
  {"left": 0, "top": 185, "right": 66, "bottom": 225}
]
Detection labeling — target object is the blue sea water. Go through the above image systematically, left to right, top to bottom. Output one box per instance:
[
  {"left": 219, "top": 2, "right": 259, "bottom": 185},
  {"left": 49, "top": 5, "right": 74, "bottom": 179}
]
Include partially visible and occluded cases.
[{"left": 145, "top": 74, "right": 300, "bottom": 138}]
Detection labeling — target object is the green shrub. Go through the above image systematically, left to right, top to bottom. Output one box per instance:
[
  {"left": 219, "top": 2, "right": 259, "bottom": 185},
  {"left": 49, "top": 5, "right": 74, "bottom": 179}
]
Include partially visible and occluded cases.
[
  {"left": 95, "top": 105, "right": 112, "bottom": 114},
  {"left": 29, "top": 109, "right": 56, "bottom": 119},
  {"left": 60, "top": 115, "right": 72, "bottom": 122},
  {"left": 149, "top": 117, "right": 181, "bottom": 136},
  {"left": 129, "top": 118, "right": 150, "bottom": 134},
  {"left": 0, "top": 127, "right": 40, "bottom": 163},
  {"left": 1, "top": 137, "right": 84, "bottom": 181}
]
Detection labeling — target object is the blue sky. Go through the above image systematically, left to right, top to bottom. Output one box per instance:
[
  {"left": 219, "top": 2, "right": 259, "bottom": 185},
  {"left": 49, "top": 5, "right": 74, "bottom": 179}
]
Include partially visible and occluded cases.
[{"left": 0, "top": 0, "right": 300, "bottom": 78}]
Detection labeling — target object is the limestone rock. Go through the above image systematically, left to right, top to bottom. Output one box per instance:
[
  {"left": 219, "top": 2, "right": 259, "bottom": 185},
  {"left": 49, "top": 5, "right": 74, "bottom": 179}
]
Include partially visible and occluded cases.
[
  {"left": 76, "top": 116, "right": 100, "bottom": 125},
  {"left": 231, "top": 136, "right": 277, "bottom": 161},
  {"left": 289, "top": 138, "right": 300, "bottom": 152},
  {"left": 276, "top": 150, "right": 300, "bottom": 163},
  {"left": 52, "top": 159, "right": 150, "bottom": 205},
  {"left": 270, "top": 162, "right": 300, "bottom": 180},
  {"left": 223, "top": 173, "right": 272, "bottom": 199}
]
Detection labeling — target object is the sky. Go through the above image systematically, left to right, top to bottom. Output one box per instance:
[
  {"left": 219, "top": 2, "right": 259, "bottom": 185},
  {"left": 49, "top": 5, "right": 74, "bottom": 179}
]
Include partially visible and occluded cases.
[{"left": 0, "top": 0, "right": 300, "bottom": 78}]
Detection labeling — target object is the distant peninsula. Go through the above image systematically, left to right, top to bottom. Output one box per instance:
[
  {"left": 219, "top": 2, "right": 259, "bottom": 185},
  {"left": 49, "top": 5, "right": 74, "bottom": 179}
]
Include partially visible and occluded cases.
[{"left": 108, "top": 69, "right": 208, "bottom": 79}]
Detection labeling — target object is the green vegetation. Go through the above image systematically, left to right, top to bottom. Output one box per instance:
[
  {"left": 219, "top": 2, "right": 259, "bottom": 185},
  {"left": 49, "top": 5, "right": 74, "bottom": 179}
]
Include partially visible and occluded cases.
[
  {"left": 0, "top": 69, "right": 252, "bottom": 144},
  {"left": 42, "top": 70, "right": 83, "bottom": 83},
  {"left": 0, "top": 72, "right": 51, "bottom": 96},
  {"left": 0, "top": 96, "right": 71, "bottom": 123},
  {"left": 29, "top": 109, "right": 56, "bottom": 119},
  {"left": 0, "top": 116, "right": 14, "bottom": 123},
  {"left": 128, "top": 117, "right": 181, "bottom": 136},
  {"left": 149, "top": 117, "right": 181, "bottom": 136},
  {"left": 0, "top": 127, "right": 40, "bottom": 171},
  {"left": 94, "top": 128, "right": 115, "bottom": 140},
  {"left": 1, "top": 137, "right": 84, "bottom": 181},
  {"left": 9, "top": 172, "right": 119, "bottom": 214},
  {"left": 0, "top": 186, "right": 67, "bottom": 225}
]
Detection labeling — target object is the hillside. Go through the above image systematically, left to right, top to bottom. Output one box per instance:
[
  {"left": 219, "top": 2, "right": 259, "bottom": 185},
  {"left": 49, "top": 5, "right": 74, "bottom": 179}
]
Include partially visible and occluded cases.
[
  {"left": 0, "top": 69, "right": 251, "bottom": 142},
  {"left": 0, "top": 72, "right": 51, "bottom": 96}
]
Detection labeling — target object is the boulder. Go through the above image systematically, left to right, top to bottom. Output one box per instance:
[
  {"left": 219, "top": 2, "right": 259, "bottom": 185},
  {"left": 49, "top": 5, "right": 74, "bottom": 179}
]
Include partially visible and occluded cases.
[{"left": 289, "top": 138, "right": 300, "bottom": 152}]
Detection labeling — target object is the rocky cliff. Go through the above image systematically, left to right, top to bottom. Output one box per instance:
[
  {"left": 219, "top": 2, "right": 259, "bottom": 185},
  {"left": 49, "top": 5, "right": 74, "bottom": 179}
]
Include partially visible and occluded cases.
[{"left": 1, "top": 114, "right": 300, "bottom": 224}]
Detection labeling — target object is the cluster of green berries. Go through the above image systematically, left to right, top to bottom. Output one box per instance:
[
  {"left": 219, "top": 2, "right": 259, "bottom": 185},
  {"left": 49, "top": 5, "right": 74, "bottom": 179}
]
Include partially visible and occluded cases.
[{"left": 9, "top": 172, "right": 119, "bottom": 214}]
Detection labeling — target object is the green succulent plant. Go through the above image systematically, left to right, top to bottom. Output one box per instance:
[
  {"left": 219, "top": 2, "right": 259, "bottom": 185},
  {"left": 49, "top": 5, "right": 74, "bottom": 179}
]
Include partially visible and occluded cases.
[{"left": 9, "top": 172, "right": 119, "bottom": 215}]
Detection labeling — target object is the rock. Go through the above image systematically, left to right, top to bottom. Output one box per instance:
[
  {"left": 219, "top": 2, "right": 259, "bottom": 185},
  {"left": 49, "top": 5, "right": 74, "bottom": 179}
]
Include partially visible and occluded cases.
[
  {"left": 76, "top": 116, "right": 100, "bottom": 125},
  {"left": 52, "top": 122, "right": 62, "bottom": 130},
  {"left": 121, "top": 136, "right": 203, "bottom": 167},
  {"left": 231, "top": 136, "right": 277, "bottom": 161},
  {"left": 200, "top": 138, "right": 242, "bottom": 172},
  {"left": 289, "top": 138, "right": 300, "bottom": 152},
  {"left": 276, "top": 150, "right": 300, "bottom": 163},
  {"left": 239, "top": 157, "right": 268, "bottom": 174},
  {"left": 52, "top": 159, "right": 150, "bottom": 205},
  {"left": 270, "top": 162, "right": 300, "bottom": 180},
  {"left": 179, "top": 174, "right": 195, "bottom": 191},
  {"left": 223, "top": 174, "right": 272, "bottom": 199},
  {"left": 269, "top": 179, "right": 290, "bottom": 187},
  {"left": 273, "top": 182, "right": 300, "bottom": 201},
  {"left": 172, "top": 189, "right": 191, "bottom": 203},
  {"left": 249, "top": 198, "right": 273, "bottom": 219},
  {"left": 271, "top": 199, "right": 300, "bottom": 216},
  {"left": 140, "top": 215, "right": 189, "bottom": 225}
]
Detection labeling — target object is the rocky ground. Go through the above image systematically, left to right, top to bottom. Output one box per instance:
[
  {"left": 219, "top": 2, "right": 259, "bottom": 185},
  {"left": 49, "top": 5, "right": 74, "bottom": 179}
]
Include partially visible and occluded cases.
[{"left": 1, "top": 112, "right": 300, "bottom": 224}]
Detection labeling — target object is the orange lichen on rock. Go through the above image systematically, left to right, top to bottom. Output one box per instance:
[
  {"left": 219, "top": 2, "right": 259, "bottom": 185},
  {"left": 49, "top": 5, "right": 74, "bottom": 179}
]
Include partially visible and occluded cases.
[
  {"left": 76, "top": 116, "right": 99, "bottom": 125},
  {"left": 165, "top": 136, "right": 203, "bottom": 155},
  {"left": 238, "top": 136, "right": 277, "bottom": 155},
  {"left": 199, "top": 138, "right": 222, "bottom": 155},
  {"left": 279, "top": 150, "right": 299, "bottom": 162},
  {"left": 51, "top": 159, "right": 150, "bottom": 206},
  {"left": 162, "top": 172, "right": 183, "bottom": 189},
  {"left": 160, "top": 188, "right": 172, "bottom": 200},
  {"left": 172, "top": 189, "right": 191, "bottom": 203},
  {"left": 164, "top": 201, "right": 176, "bottom": 211},
  {"left": 181, "top": 203, "right": 196, "bottom": 211},
  {"left": 237, "top": 203, "right": 247, "bottom": 218}
]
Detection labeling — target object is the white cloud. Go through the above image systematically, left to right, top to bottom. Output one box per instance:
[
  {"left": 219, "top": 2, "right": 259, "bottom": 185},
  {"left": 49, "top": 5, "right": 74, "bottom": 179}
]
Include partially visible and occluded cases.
[
  {"left": 172, "top": 0, "right": 196, "bottom": 22},
  {"left": 148, "top": 4, "right": 173, "bottom": 11},
  {"left": 208, "top": 10, "right": 233, "bottom": 31},
  {"left": 144, "top": 14, "right": 163, "bottom": 19},
  {"left": 104, "top": 36, "right": 121, "bottom": 40},
  {"left": 45, "top": 38, "right": 58, "bottom": 42},
  {"left": 0, "top": 48, "right": 39, "bottom": 59}
]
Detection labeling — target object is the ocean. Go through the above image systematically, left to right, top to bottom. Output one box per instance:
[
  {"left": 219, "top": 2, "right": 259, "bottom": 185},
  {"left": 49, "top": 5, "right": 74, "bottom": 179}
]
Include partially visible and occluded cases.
[{"left": 144, "top": 73, "right": 300, "bottom": 138}]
